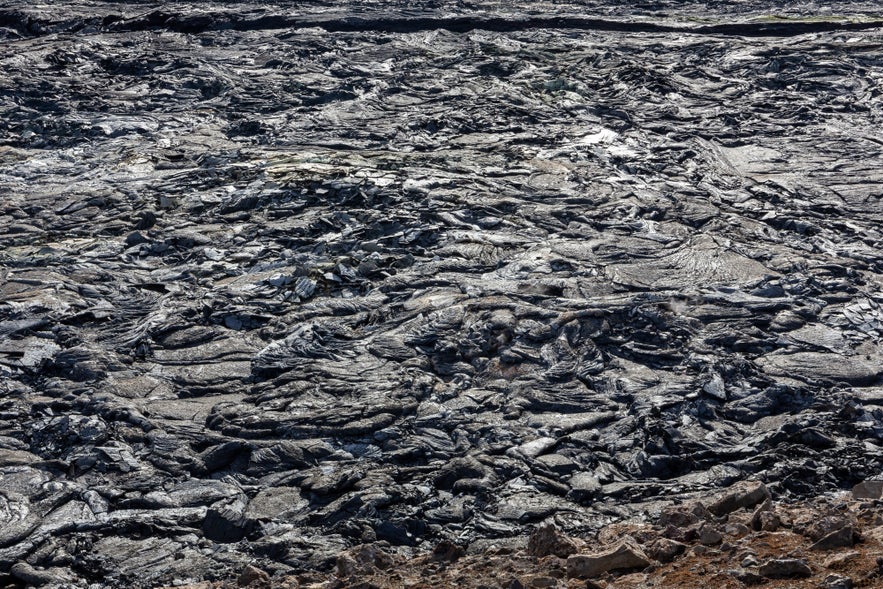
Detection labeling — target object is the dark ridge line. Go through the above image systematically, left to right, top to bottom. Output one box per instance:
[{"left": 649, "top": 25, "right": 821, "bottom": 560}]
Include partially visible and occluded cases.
[
  {"left": 3, "top": 10, "right": 883, "bottom": 38},
  {"left": 99, "top": 14, "right": 883, "bottom": 37}
]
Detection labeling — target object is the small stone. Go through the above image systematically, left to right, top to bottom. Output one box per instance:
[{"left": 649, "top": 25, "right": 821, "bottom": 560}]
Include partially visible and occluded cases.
[
  {"left": 125, "top": 231, "right": 148, "bottom": 246},
  {"left": 506, "top": 437, "right": 558, "bottom": 458},
  {"left": 537, "top": 453, "right": 578, "bottom": 475},
  {"left": 566, "top": 473, "right": 601, "bottom": 503},
  {"left": 852, "top": 480, "right": 883, "bottom": 499},
  {"left": 657, "top": 501, "right": 713, "bottom": 528},
  {"left": 752, "top": 510, "right": 781, "bottom": 532},
  {"left": 804, "top": 516, "right": 852, "bottom": 541},
  {"left": 723, "top": 522, "right": 750, "bottom": 538},
  {"left": 528, "top": 524, "right": 579, "bottom": 558},
  {"left": 660, "top": 524, "right": 693, "bottom": 543},
  {"left": 698, "top": 524, "right": 723, "bottom": 546},
  {"left": 863, "top": 525, "right": 883, "bottom": 544},
  {"left": 811, "top": 526, "right": 854, "bottom": 551},
  {"left": 645, "top": 538, "right": 686, "bottom": 563},
  {"left": 432, "top": 540, "right": 465, "bottom": 562},
  {"left": 566, "top": 540, "right": 650, "bottom": 579},
  {"left": 823, "top": 551, "right": 860, "bottom": 570},
  {"left": 336, "top": 554, "right": 360, "bottom": 578},
  {"left": 741, "top": 555, "right": 759, "bottom": 568},
  {"left": 757, "top": 558, "right": 812, "bottom": 578},
  {"left": 238, "top": 565, "right": 270, "bottom": 587},
  {"left": 726, "top": 568, "right": 764, "bottom": 585},
  {"left": 823, "top": 574, "right": 853, "bottom": 589},
  {"left": 526, "top": 575, "right": 558, "bottom": 588}
]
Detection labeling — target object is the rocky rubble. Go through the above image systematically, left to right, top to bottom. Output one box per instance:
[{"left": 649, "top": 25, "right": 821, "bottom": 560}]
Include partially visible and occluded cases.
[
  {"left": 2, "top": 1, "right": 883, "bottom": 587},
  {"left": 155, "top": 481, "right": 883, "bottom": 589}
]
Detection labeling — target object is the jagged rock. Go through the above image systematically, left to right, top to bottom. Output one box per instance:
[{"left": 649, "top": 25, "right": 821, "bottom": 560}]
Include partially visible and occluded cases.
[
  {"left": 535, "top": 454, "right": 578, "bottom": 476},
  {"left": 566, "top": 473, "right": 602, "bottom": 503},
  {"left": 852, "top": 481, "right": 883, "bottom": 500},
  {"left": 707, "top": 482, "right": 770, "bottom": 517},
  {"left": 245, "top": 487, "right": 309, "bottom": 522},
  {"left": 203, "top": 494, "right": 251, "bottom": 543},
  {"left": 750, "top": 500, "right": 780, "bottom": 532},
  {"left": 658, "top": 502, "right": 713, "bottom": 528},
  {"left": 757, "top": 511, "right": 781, "bottom": 531},
  {"left": 801, "top": 516, "right": 854, "bottom": 542},
  {"left": 723, "top": 522, "right": 751, "bottom": 538},
  {"left": 527, "top": 524, "right": 579, "bottom": 558},
  {"left": 698, "top": 524, "right": 723, "bottom": 546},
  {"left": 811, "top": 526, "right": 855, "bottom": 551},
  {"left": 863, "top": 526, "right": 883, "bottom": 544},
  {"left": 644, "top": 538, "right": 686, "bottom": 563},
  {"left": 431, "top": 540, "right": 465, "bottom": 562},
  {"left": 566, "top": 540, "right": 650, "bottom": 578},
  {"left": 336, "top": 545, "right": 397, "bottom": 578},
  {"left": 823, "top": 551, "right": 860, "bottom": 569},
  {"left": 741, "top": 555, "right": 760, "bottom": 568},
  {"left": 757, "top": 558, "right": 812, "bottom": 579},
  {"left": 10, "top": 563, "right": 74, "bottom": 586},
  {"left": 238, "top": 565, "right": 271, "bottom": 587},
  {"left": 726, "top": 568, "right": 764, "bottom": 585},
  {"left": 823, "top": 574, "right": 853, "bottom": 589},
  {"left": 523, "top": 575, "right": 558, "bottom": 588}
]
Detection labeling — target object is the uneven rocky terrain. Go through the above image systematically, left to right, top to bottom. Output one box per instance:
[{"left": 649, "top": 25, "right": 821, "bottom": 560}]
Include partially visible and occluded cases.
[
  {"left": 1, "top": 1, "right": 883, "bottom": 587},
  {"left": 178, "top": 482, "right": 883, "bottom": 589}
]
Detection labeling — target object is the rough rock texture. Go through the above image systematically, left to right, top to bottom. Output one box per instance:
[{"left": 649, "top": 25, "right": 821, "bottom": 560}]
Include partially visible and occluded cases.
[
  {"left": 2, "top": 1, "right": 883, "bottom": 587},
  {"left": 161, "top": 488, "right": 883, "bottom": 589},
  {"left": 527, "top": 525, "right": 580, "bottom": 559},
  {"left": 566, "top": 540, "right": 650, "bottom": 578}
]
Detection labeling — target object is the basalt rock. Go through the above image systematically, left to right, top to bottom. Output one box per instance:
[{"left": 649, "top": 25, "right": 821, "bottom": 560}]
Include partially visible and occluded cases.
[
  {"left": 2, "top": 0, "right": 883, "bottom": 586},
  {"left": 527, "top": 524, "right": 579, "bottom": 559},
  {"left": 757, "top": 558, "right": 813, "bottom": 579}
]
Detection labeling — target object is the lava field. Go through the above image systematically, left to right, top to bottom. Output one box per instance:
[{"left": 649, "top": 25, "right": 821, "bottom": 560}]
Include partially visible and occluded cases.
[{"left": 1, "top": 1, "right": 883, "bottom": 587}]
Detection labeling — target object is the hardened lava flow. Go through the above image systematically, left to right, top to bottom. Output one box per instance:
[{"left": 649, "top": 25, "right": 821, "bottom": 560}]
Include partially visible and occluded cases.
[{"left": 1, "top": 1, "right": 882, "bottom": 586}]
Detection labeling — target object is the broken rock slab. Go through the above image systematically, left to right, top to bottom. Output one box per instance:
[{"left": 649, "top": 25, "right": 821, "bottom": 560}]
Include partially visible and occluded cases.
[
  {"left": 852, "top": 480, "right": 883, "bottom": 500},
  {"left": 707, "top": 481, "right": 770, "bottom": 517},
  {"left": 657, "top": 501, "right": 713, "bottom": 528},
  {"left": 527, "top": 524, "right": 580, "bottom": 558},
  {"left": 811, "top": 526, "right": 855, "bottom": 551},
  {"left": 644, "top": 538, "right": 686, "bottom": 563},
  {"left": 566, "top": 540, "right": 650, "bottom": 579},
  {"left": 757, "top": 558, "right": 812, "bottom": 579},
  {"left": 10, "top": 563, "right": 75, "bottom": 587},
  {"left": 237, "top": 565, "right": 270, "bottom": 588}
]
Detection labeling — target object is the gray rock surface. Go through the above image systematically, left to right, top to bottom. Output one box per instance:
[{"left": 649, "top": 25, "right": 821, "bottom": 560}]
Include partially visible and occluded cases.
[
  {"left": 1, "top": 0, "right": 883, "bottom": 586},
  {"left": 757, "top": 557, "right": 813, "bottom": 578}
]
